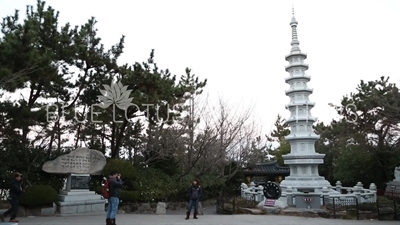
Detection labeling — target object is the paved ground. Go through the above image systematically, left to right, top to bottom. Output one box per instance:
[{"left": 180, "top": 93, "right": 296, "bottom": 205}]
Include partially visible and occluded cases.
[{"left": 6, "top": 214, "right": 399, "bottom": 225}]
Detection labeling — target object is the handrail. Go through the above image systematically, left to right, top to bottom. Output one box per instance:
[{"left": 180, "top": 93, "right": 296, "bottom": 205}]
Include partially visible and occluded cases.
[{"left": 240, "top": 181, "right": 377, "bottom": 204}]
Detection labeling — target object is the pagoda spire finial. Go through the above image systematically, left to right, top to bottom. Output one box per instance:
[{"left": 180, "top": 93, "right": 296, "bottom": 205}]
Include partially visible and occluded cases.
[{"left": 290, "top": 7, "right": 300, "bottom": 53}]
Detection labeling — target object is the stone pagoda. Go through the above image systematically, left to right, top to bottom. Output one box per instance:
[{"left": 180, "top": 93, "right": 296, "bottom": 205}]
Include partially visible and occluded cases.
[{"left": 278, "top": 10, "right": 332, "bottom": 194}]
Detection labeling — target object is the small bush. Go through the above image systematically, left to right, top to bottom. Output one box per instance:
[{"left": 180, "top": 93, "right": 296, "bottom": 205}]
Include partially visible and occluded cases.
[
  {"left": 102, "top": 159, "right": 136, "bottom": 189},
  {"left": 136, "top": 168, "right": 178, "bottom": 201},
  {"left": 20, "top": 185, "right": 58, "bottom": 208},
  {"left": 93, "top": 186, "right": 139, "bottom": 202},
  {"left": 94, "top": 186, "right": 102, "bottom": 195},
  {"left": 120, "top": 190, "right": 140, "bottom": 202},
  {"left": 234, "top": 197, "right": 258, "bottom": 208},
  {"left": 358, "top": 202, "right": 377, "bottom": 211},
  {"left": 343, "top": 211, "right": 356, "bottom": 220}
]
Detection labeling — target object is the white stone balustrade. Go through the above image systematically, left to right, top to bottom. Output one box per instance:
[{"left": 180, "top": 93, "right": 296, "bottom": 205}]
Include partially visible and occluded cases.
[
  {"left": 241, "top": 180, "right": 377, "bottom": 205},
  {"left": 328, "top": 181, "right": 377, "bottom": 204},
  {"left": 335, "top": 181, "right": 342, "bottom": 193},
  {"left": 240, "top": 182, "right": 265, "bottom": 202},
  {"left": 286, "top": 186, "right": 294, "bottom": 206}
]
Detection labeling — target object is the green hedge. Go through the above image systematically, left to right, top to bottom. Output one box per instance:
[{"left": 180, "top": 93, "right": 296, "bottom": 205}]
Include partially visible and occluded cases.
[
  {"left": 99, "top": 159, "right": 231, "bottom": 202},
  {"left": 102, "top": 159, "right": 136, "bottom": 190},
  {"left": 97, "top": 160, "right": 140, "bottom": 203},
  {"left": 136, "top": 167, "right": 178, "bottom": 201},
  {"left": 19, "top": 185, "right": 58, "bottom": 208},
  {"left": 93, "top": 186, "right": 139, "bottom": 202},
  {"left": 94, "top": 186, "right": 102, "bottom": 195},
  {"left": 120, "top": 190, "right": 140, "bottom": 202}
]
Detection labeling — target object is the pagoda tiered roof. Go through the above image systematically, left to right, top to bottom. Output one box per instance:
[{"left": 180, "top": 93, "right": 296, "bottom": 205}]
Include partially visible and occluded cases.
[{"left": 243, "top": 161, "right": 290, "bottom": 176}]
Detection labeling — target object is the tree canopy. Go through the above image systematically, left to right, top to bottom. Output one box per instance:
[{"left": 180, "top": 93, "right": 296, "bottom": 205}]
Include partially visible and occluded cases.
[{"left": 0, "top": 0, "right": 260, "bottom": 198}]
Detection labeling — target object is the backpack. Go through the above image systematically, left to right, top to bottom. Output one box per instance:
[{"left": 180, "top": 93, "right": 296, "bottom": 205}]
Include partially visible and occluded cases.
[{"left": 102, "top": 179, "right": 110, "bottom": 199}]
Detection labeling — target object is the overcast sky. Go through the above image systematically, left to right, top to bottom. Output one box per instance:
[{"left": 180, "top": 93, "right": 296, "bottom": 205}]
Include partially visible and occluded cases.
[{"left": 1, "top": 0, "right": 399, "bottom": 136}]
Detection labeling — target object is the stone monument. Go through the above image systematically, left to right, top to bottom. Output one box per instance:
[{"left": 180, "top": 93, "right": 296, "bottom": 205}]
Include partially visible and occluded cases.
[
  {"left": 272, "top": 11, "right": 339, "bottom": 209},
  {"left": 278, "top": 11, "right": 333, "bottom": 194},
  {"left": 42, "top": 147, "right": 107, "bottom": 215},
  {"left": 384, "top": 166, "right": 400, "bottom": 199},
  {"left": 394, "top": 166, "right": 400, "bottom": 182},
  {"left": 257, "top": 182, "right": 286, "bottom": 213}
]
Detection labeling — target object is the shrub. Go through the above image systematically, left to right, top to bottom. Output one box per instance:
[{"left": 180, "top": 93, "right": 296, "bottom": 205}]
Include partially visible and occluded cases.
[
  {"left": 102, "top": 159, "right": 136, "bottom": 190},
  {"left": 136, "top": 168, "right": 178, "bottom": 201},
  {"left": 169, "top": 173, "right": 225, "bottom": 201},
  {"left": 19, "top": 185, "right": 58, "bottom": 208},
  {"left": 94, "top": 186, "right": 102, "bottom": 195},
  {"left": 93, "top": 187, "right": 139, "bottom": 202},
  {"left": 120, "top": 190, "right": 140, "bottom": 202},
  {"left": 358, "top": 202, "right": 377, "bottom": 211}
]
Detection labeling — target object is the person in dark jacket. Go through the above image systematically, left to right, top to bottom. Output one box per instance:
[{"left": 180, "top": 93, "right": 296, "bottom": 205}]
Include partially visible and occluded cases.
[
  {"left": 106, "top": 171, "right": 123, "bottom": 225},
  {"left": 0, "top": 172, "right": 25, "bottom": 223},
  {"left": 185, "top": 179, "right": 202, "bottom": 220}
]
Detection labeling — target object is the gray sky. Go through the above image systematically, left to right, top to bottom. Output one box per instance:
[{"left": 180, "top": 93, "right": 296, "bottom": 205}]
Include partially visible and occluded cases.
[{"left": 1, "top": 0, "right": 399, "bottom": 136}]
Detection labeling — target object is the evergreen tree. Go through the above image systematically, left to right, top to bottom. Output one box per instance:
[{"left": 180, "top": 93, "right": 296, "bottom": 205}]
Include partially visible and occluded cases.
[{"left": 267, "top": 114, "right": 290, "bottom": 165}]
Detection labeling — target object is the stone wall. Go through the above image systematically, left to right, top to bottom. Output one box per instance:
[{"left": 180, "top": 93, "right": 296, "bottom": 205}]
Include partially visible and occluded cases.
[
  {"left": 119, "top": 199, "right": 216, "bottom": 214},
  {"left": 0, "top": 201, "right": 56, "bottom": 217}
]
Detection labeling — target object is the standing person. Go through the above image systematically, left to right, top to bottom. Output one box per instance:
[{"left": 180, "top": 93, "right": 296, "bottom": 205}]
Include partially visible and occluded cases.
[
  {"left": 106, "top": 171, "right": 123, "bottom": 225},
  {"left": 0, "top": 172, "right": 25, "bottom": 223},
  {"left": 185, "top": 179, "right": 202, "bottom": 220}
]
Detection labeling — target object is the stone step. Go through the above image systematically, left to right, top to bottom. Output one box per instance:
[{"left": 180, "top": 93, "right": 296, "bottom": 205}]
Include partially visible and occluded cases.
[
  {"left": 59, "top": 191, "right": 96, "bottom": 196},
  {"left": 58, "top": 194, "right": 102, "bottom": 202},
  {"left": 57, "top": 200, "right": 105, "bottom": 215}
]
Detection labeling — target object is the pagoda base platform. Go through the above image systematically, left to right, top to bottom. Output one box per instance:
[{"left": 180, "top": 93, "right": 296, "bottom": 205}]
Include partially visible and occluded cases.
[
  {"left": 279, "top": 176, "right": 339, "bottom": 194},
  {"left": 56, "top": 190, "right": 105, "bottom": 215}
]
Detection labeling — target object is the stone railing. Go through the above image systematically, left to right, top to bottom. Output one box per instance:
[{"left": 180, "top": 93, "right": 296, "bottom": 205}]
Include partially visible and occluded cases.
[
  {"left": 241, "top": 180, "right": 377, "bottom": 206},
  {"left": 286, "top": 181, "right": 377, "bottom": 207},
  {"left": 329, "top": 181, "right": 377, "bottom": 204},
  {"left": 240, "top": 182, "right": 265, "bottom": 202},
  {"left": 0, "top": 189, "right": 10, "bottom": 201}
]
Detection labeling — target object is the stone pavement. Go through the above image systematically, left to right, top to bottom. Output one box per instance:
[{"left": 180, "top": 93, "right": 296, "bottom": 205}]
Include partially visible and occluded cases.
[{"left": 6, "top": 214, "right": 399, "bottom": 225}]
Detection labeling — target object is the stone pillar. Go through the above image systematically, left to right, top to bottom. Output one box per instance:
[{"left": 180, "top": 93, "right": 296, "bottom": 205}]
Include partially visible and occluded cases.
[
  {"left": 394, "top": 166, "right": 400, "bottom": 181},
  {"left": 385, "top": 167, "right": 400, "bottom": 199},
  {"left": 335, "top": 181, "right": 342, "bottom": 193},
  {"left": 356, "top": 181, "right": 363, "bottom": 188},
  {"left": 249, "top": 182, "right": 256, "bottom": 199},
  {"left": 250, "top": 182, "right": 255, "bottom": 191},
  {"left": 240, "top": 183, "right": 247, "bottom": 197},
  {"left": 369, "top": 183, "right": 377, "bottom": 202},
  {"left": 369, "top": 183, "right": 377, "bottom": 191},
  {"left": 257, "top": 185, "right": 264, "bottom": 202},
  {"left": 286, "top": 186, "right": 293, "bottom": 206},
  {"left": 321, "top": 186, "right": 329, "bottom": 206},
  {"left": 352, "top": 186, "right": 362, "bottom": 204},
  {"left": 156, "top": 202, "right": 166, "bottom": 214},
  {"left": 197, "top": 202, "right": 203, "bottom": 215}
]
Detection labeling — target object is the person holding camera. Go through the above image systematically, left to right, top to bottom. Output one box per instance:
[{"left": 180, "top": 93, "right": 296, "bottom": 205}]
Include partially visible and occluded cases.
[
  {"left": 106, "top": 171, "right": 123, "bottom": 225},
  {"left": 1, "top": 172, "right": 25, "bottom": 223}
]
